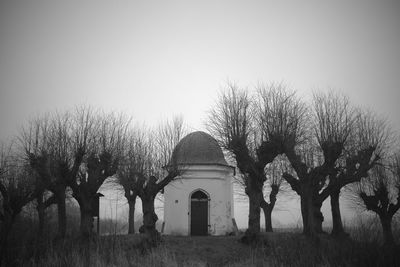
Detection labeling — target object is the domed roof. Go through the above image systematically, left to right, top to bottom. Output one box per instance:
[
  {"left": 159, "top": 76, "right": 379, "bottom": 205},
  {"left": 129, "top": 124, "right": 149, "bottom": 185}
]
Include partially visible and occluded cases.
[{"left": 172, "top": 131, "right": 229, "bottom": 166}]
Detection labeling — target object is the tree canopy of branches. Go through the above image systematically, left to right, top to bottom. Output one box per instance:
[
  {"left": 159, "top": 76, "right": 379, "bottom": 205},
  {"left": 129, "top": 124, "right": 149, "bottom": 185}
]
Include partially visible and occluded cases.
[
  {"left": 207, "top": 83, "right": 305, "bottom": 242},
  {"left": 209, "top": 84, "right": 390, "bottom": 240},
  {"left": 280, "top": 91, "right": 390, "bottom": 237},
  {"left": 281, "top": 91, "right": 355, "bottom": 236},
  {"left": 17, "top": 106, "right": 187, "bottom": 243},
  {"left": 19, "top": 107, "right": 132, "bottom": 238},
  {"left": 67, "top": 108, "right": 130, "bottom": 238},
  {"left": 326, "top": 110, "right": 391, "bottom": 236},
  {"left": 19, "top": 112, "right": 70, "bottom": 238},
  {"left": 350, "top": 153, "right": 400, "bottom": 246}
]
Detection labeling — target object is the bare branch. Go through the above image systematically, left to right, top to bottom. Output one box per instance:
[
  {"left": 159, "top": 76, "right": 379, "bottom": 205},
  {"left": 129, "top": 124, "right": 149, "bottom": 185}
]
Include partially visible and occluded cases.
[
  {"left": 255, "top": 82, "right": 308, "bottom": 155},
  {"left": 312, "top": 90, "right": 354, "bottom": 150}
]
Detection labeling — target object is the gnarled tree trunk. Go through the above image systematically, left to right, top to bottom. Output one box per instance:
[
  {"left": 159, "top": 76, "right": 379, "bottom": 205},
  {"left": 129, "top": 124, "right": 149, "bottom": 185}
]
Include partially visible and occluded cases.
[
  {"left": 241, "top": 179, "right": 263, "bottom": 243},
  {"left": 260, "top": 185, "right": 278, "bottom": 232},
  {"left": 56, "top": 188, "right": 67, "bottom": 238},
  {"left": 300, "top": 188, "right": 318, "bottom": 239},
  {"left": 247, "top": 189, "right": 262, "bottom": 235},
  {"left": 330, "top": 189, "right": 345, "bottom": 236},
  {"left": 74, "top": 192, "right": 95, "bottom": 238},
  {"left": 36, "top": 193, "right": 45, "bottom": 237},
  {"left": 300, "top": 194, "right": 309, "bottom": 234},
  {"left": 140, "top": 195, "right": 160, "bottom": 246},
  {"left": 304, "top": 195, "right": 315, "bottom": 236},
  {"left": 128, "top": 197, "right": 137, "bottom": 234},
  {"left": 313, "top": 199, "right": 324, "bottom": 234},
  {"left": 79, "top": 202, "right": 94, "bottom": 238},
  {"left": 261, "top": 203, "right": 273, "bottom": 232}
]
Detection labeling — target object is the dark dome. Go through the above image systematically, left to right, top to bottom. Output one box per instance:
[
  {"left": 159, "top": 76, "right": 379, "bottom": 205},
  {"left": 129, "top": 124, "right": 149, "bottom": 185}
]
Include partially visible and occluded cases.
[{"left": 172, "top": 131, "right": 228, "bottom": 166}]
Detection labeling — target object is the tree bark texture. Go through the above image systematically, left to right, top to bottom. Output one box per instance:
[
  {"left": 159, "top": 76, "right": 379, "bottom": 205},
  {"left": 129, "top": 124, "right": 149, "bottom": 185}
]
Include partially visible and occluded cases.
[
  {"left": 240, "top": 181, "right": 263, "bottom": 244},
  {"left": 262, "top": 184, "right": 279, "bottom": 232},
  {"left": 56, "top": 189, "right": 67, "bottom": 238},
  {"left": 247, "top": 189, "right": 262, "bottom": 235},
  {"left": 300, "top": 189, "right": 318, "bottom": 238},
  {"left": 330, "top": 189, "right": 345, "bottom": 236},
  {"left": 36, "top": 194, "right": 45, "bottom": 237},
  {"left": 300, "top": 194, "right": 309, "bottom": 235},
  {"left": 77, "top": 195, "right": 94, "bottom": 238},
  {"left": 140, "top": 195, "right": 160, "bottom": 246},
  {"left": 128, "top": 198, "right": 136, "bottom": 234},
  {"left": 313, "top": 199, "right": 324, "bottom": 234},
  {"left": 261, "top": 204, "right": 273, "bottom": 232},
  {"left": 80, "top": 207, "right": 94, "bottom": 238}
]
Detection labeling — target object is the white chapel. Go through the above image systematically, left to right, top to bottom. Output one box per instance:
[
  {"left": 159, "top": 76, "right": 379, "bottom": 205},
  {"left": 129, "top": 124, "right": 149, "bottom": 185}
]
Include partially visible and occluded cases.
[{"left": 163, "top": 131, "right": 235, "bottom": 236}]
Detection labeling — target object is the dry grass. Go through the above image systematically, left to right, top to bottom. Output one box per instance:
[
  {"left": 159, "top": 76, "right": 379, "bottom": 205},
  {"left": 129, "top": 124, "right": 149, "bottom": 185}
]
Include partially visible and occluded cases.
[
  {"left": 3, "top": 214, "right": 400, "bottom": 267},
  {"left": 13, "top": 231, "right": 398, "bottom": 267}
]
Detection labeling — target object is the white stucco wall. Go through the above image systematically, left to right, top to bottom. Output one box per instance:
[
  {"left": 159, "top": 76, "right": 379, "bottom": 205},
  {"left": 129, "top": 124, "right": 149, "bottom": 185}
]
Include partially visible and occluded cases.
[{"left": 164, "top": 164, "right": 234, "bottom": 235}]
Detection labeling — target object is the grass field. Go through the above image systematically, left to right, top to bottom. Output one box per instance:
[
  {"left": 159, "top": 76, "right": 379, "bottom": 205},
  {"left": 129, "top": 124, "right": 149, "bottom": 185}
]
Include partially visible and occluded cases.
[
  {"left": 3, "top": 215, "right": 399, "bottom": 266},
  {"left": 24, "top": 232, "right": 399, "bottom": 267}
]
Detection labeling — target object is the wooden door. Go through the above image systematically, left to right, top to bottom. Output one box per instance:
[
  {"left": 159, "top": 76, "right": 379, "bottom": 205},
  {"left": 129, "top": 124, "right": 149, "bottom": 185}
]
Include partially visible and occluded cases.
[{"left": 190, "top": 190, "right": 208, "bottom": 236}]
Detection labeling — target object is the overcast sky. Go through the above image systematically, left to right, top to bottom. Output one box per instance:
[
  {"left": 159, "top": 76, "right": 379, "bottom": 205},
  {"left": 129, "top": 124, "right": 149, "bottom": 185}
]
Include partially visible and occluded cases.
[
  {"left": 1, "top": 0, "right": 400, "bottom": 228},
  {"left": 1, "top": 0, "right": 400, "bottom": 137}
]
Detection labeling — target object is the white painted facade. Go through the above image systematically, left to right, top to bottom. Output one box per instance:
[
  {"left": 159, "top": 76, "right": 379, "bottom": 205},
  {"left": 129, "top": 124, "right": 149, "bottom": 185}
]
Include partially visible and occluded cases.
[{"left": 163, "top": 164, "right": 235, "bottom": 236}]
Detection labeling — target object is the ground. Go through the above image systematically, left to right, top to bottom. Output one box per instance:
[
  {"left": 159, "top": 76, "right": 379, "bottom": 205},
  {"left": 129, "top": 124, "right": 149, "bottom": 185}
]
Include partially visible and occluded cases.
[
  {"left": 13, "top": 229, "right": 399, "bottom": 266},
  {"left": 93, "top": 232, "right": 399, "bottom": 267},
  {"left": 118, "top": 235, "right": 254, "bottom": 265}
]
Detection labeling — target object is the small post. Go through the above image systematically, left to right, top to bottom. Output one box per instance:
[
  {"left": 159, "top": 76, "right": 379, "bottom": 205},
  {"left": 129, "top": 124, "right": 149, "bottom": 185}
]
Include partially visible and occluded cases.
[
  {"left": 97, "top": 216, "right": 100, "bottom": 235},
  {"left": 161, "top": 222, "right": 165, "bottom": 234}
]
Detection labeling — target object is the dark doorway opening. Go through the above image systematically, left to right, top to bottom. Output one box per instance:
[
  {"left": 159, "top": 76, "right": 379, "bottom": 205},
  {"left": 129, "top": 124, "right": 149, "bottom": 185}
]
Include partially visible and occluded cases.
[{"left": 190, "top": 190, "right": 209, "bottom": 236}]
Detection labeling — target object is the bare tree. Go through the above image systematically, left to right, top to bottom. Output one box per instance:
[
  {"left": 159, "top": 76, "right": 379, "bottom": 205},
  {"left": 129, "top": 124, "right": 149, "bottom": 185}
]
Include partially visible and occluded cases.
[
  {"left": 207, "top": 83, "right": 306, "bottom": 242},
  {"left": 207, "top": 84, "right": 260, "bottom": 242},
  {"left": 281, "top": 91, "right": 391, "bottom": 238},
  {"left": 282, "top": 91, "right": 354, "bottom": 237},
  {"left": 23, "top": 106, "right": 128, "bottom": 239},
  {"left": 68, "top": 109, "right": 130, "bottom": 238},
  {"left": 325, "top": 110, "right": 391, "bottom": 236},
  {"left": 20, "top": 111, "right": 78, "bottom": 239},
  {"left": 46, "top": 111, "right": 76, "bottom": 239},
  {"left": 19, "top": 114, "right": 54, "bottom": 237},
  {"left": 116, "top": 115, "right": 187, "bottom": 236},
  {"left": 156, "top": 115, "right": 186, "bottom": 171},
  {"left": 135, "top": 116, "right": 187, "bottom": 246},
  {"left": 116, "top": 126, "right": 152, "bottom": 234},
  {"left": 0, "top": 142, "right": 36, "bottom": 265},
  {"left": 261, "top": 154, "right": 293, "bottom": 232},
  {"left": 349, "top": 155, "right": 400, "bottom": 246}
]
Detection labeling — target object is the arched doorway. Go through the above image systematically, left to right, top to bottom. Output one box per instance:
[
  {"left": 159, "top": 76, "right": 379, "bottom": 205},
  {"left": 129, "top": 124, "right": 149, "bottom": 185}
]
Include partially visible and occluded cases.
[{"left": 190, "top": 190, "right": 209, "bottom": 236}]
